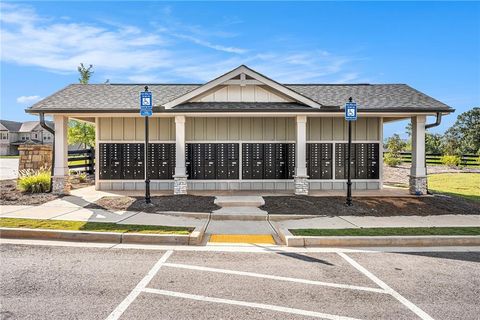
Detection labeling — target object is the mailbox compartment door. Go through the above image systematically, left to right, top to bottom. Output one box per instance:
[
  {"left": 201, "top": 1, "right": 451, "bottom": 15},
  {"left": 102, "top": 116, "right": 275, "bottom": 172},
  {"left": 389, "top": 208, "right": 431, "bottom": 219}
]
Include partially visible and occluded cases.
[
  {"left": 99, "top": 143, "right": 110, "bottom": 179},
  {"left": 204, "top": 143, "right": 216, "bottom": 179},
  {"left": 227, "top": 143, "right": 239, "bottom": 179},
  {"left": 264, "top": 143, "right": 276, "bottom": 179},
  {"left": 287, "top": 143, "right": 295, "bottom": 179},
  {"left": 307, "top": 143, "right": 321, "bottom": 179},
  {"left": 321, "top": 143, "right": 333, "bottom": 179},
  {"left": 335, "top": 143, "right": 346, "bottom": 179},
  {"left": 355, "top": 143, "right": 367, "bottom": 179},
  {"left": 367, "top": 143, "right": 379, "bottom": 179},
  {"left": 192, "top": 144, "right": 205, "bottom": 179},
  {"left": 216, "top": 144, "right": 228, "bottom": 179},
  {"left": 242, "top": 144, "right": 252, "bottom": 179},
  {"left": 252, "top": 144, "right": 264, "bottom": 179},
  {"left": 275, "top": 144, "right": 287, "bottom": 179}
]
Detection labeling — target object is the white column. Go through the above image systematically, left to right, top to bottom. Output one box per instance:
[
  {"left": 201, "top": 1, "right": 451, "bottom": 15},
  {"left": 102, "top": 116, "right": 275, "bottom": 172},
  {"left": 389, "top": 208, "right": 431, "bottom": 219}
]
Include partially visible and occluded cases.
[
  {"left": 52, "top": 115, "right": 70, "bottom": 194},
  {"left": 53, "top": 115, "right": 69, "bottom": 176},
  {"left": 294, "top": 115, "right": 308, "bottom": 195},
  {"left": 295, "top": 115, "right": 307, "bottom": 176},
  {"left": 410, "top": 115, "right": 427, "bottom": 194},
  {"left": 411, "top": 115, "right": 426, "bottom": 177},
  {"left": 173, "top": 116, "right": 187, "bottom": 195},
  {"left": 174, "top": 116, "right": 186, "bottom": 176}
]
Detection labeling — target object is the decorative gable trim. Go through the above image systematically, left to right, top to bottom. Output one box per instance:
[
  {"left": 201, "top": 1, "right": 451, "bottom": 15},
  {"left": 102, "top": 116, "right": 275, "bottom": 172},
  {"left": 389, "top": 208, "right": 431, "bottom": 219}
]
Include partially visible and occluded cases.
[{"left": 163, "top": 65, "right": 322, "bottom": 109}]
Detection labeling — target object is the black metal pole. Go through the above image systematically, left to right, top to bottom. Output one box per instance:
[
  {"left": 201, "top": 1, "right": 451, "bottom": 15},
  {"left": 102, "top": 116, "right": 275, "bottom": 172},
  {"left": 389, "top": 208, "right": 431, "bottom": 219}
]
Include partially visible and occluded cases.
[
  {"left": 144, "top": 86, "right": 151, "bottom": 204},
  {"left": 346, "top": 97, "right": 353, "bottom": 206}
]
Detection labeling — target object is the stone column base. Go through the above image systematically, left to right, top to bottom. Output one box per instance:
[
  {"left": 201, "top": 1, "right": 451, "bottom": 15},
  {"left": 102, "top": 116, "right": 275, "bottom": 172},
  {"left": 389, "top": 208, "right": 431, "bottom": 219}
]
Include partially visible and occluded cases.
[
  {"left": 173, "top": 175, "right": 188, "bottom": 195},
  {"left": 294, "top": 175, "right": 309, "bottom": 195},
  {"left": 409, "top": 175, "right": 427, "bottom": 195},
  {"left": 52, "top": 176, "right": 71, "bottom": 195}
]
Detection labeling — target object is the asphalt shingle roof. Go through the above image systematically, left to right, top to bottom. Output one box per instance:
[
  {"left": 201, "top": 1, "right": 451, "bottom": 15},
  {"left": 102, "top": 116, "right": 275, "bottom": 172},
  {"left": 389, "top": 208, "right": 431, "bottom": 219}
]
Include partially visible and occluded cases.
[
  {"left": 27, "top": 83, "right": 453, "bottom": 113},
  {"left": 0, "top": 120, "right": 22, "bottom": 131}
]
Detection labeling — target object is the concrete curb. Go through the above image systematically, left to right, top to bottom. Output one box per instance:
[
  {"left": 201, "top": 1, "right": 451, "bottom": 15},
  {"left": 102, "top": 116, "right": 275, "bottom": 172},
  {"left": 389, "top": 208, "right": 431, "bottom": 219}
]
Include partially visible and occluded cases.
[
  {"left": 0, "top": 226, "right": 206, "bottom": 246},
  {"left": 273, "top": 226, "right": 480, "bottom": 247}
]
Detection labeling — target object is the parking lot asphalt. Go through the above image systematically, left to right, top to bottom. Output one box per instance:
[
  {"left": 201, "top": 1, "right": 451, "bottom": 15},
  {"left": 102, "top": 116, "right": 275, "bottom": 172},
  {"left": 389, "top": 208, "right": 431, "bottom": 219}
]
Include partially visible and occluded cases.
[{"left": 1, "top": 242, "right": 479, "bottom": 320}]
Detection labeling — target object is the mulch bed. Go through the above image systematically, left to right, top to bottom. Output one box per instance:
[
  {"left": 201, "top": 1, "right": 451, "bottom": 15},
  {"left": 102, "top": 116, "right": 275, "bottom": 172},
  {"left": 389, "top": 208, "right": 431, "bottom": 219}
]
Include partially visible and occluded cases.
[
  {"left": 0, "top": 179, "right": 60, "bottom": 206},
  {"left": 88, "top": 195, "right": 220, "bottom": 213},
  {"left": 261, "top": 195, "right": 480, "bottom": 216}
]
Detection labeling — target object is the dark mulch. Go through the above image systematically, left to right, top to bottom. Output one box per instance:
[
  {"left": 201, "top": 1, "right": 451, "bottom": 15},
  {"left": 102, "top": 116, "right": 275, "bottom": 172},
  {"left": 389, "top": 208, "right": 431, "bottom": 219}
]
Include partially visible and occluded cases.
[
  {"left": 0, "top": 179, "right": 60, "bottom": 206},
  {"left": 88, "top": 195, "right": 220, "bottom": 213},
  {"left": 261, "top": 195, "right": 480, "bottom": 216}
]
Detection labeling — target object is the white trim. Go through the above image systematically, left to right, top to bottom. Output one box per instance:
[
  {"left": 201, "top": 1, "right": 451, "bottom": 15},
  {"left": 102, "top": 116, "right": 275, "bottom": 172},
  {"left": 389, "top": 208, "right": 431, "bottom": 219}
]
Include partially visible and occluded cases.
[
  {"left": 163, "top": 65, "right": 321, "bottom": 109},
  {"left": 94, "top": 117, "right": 100, "bottom": 190},
  {"left": 379, "top": 117, "right": 384, "bottom": 189},
  {"left": 105, "top": 250, "right": 173, "bottom": 320},
  {"left": 338, "top": 253, "right": 434, "bottom": 320}
]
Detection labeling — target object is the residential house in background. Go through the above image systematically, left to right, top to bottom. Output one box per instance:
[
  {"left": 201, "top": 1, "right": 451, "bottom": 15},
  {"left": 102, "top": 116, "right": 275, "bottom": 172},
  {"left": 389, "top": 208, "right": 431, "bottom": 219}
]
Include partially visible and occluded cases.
[{"left": 0, "top": 120, "right": 54, "bottom": 155}]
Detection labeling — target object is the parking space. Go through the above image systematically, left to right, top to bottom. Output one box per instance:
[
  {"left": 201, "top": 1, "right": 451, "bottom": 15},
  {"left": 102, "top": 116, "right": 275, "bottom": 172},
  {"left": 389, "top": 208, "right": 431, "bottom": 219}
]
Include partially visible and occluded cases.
[{"left": 1, "top": 242, "right": 479, "bottom": 320}]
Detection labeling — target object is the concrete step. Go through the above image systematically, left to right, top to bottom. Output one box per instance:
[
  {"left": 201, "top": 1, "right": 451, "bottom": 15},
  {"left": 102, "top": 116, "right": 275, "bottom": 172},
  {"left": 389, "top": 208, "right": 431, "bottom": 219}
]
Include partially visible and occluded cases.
[
  {"left": 214, "top": 196, "right": 265, "bottom": 208},
  {"left": 211, "top": 207, "right": 267, "bottom": 221}
]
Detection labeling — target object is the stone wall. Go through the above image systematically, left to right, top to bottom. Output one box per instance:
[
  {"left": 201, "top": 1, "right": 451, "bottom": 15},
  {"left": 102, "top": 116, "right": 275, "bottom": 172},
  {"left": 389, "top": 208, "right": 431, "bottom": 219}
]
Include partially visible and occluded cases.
[{"left": 18, "top": 144, "right": 53, "bottom": 171}]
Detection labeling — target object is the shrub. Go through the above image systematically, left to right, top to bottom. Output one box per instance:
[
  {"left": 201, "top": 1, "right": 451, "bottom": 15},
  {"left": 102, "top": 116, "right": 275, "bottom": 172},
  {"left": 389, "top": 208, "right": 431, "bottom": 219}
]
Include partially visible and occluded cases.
[
  {"left": 384, "top": 152, "right": 402, "bottom": 167},
  {"left": 440, "top": 155, "right": 461, "bottom": 167},
  {"left": 17, "top": 168, "right": 51, "bottom": 193},
  {"left": 78, "top": 172, "right": 87, "bottom": 183}
]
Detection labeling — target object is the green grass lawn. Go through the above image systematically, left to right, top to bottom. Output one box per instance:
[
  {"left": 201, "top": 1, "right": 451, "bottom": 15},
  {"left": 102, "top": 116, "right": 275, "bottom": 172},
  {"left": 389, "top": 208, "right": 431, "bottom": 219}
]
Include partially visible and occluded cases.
[
  {"left": 0, "top": 155, "right": 20, "bottom": 159},
  {"left": 428, "top": 173, "right": 480, "bottom": 201},
  {"left": 0, "top": 218, "right": 191, "bottom": 235},
  {"left": 290, "top": 227, "right": 480, "bottom": 237}
]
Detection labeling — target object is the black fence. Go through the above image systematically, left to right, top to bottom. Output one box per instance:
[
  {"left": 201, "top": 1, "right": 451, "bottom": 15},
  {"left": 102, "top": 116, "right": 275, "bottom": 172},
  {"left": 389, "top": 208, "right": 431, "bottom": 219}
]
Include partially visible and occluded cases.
[
  {"left": 68, "top": 148, "right": 95, "bottom": 173},
  {"left": 392, "top": 152, "right": 479, "bottom": 167}
]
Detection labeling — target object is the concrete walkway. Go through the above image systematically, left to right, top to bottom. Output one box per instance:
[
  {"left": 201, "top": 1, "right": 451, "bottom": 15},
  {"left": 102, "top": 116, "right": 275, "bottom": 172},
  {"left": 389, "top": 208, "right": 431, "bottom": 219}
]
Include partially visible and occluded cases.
[{"left": 0, "top": 158, "right": 19, "bottom": 180}]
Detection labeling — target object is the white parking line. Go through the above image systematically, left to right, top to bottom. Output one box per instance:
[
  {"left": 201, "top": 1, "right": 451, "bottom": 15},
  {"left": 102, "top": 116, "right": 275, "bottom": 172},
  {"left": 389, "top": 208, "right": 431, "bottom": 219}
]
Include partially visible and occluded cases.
[
  {"left": 105, "top": 250, "right": 173, "bottom": 320},
  {"left": 338, "top": 252, "right": 434, "bottom": 320},
  {"left": 163, "top": 262, "right": 386, "bottom": 294},
  {"left": 143, "top": 288, "right": 363, "bottom": 320}
]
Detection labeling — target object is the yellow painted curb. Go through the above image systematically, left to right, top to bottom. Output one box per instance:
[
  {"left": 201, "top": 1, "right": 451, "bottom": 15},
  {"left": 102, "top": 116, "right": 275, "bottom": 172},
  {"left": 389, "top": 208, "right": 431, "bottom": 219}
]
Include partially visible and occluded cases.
[{"left": 209, "top": 234, "right": 275, "bottom": 244}]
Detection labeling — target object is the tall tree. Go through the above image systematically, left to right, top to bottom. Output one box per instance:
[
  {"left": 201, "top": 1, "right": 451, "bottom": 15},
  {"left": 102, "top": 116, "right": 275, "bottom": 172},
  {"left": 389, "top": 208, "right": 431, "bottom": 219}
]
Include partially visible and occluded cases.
[
  {"left": 78, "top": 63, "right": 94, "bottom": 84},
  {"left": 443, "top": 107, "right": 480, "bottom": 155},
  {"left": 68, "top": 120, "right": 95, "bottom": 149}
]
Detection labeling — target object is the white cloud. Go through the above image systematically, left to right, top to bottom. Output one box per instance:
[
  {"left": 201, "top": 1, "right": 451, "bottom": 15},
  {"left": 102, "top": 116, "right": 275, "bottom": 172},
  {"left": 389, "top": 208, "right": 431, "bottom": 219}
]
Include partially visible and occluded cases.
[
  {"left": 0, "top": 3, "right": 366, "bottom": 84},
  {"left": 16, "top": 95, "right": 43, "bottom": 104}
]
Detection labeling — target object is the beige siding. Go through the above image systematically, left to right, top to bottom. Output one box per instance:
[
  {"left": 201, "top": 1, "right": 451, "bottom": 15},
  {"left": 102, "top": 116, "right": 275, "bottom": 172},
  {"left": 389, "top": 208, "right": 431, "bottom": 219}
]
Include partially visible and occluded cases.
[
  {"left": 193, "top": 85, "right": 294, "bottom": 103},
  {"left": 98, "top": 117, "right": 175, "bottom": 141},
  {"left": 186, "top": 117, "right": 296, "bottom": 141},
  {"left": 307, "top": 117, "right": 380, "bottom": 141}
]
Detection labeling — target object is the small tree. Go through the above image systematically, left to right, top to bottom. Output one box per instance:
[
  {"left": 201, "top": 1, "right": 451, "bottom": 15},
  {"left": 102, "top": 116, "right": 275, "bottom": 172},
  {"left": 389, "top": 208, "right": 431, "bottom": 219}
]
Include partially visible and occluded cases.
[
  {"left": 78, "top": 63, "right": 94, "bottom": 84},
  {"left": 443, "top": 107, "right": 480, "bottom": 155},
  {"left": 68, "top": 120, "right": 95, "bottom": 149},
  {"left": 425, "top": 133, "right": 443, "bottom": 154},
  {"left": 385, "top": 134, "right": 406, "bottom": 157}
]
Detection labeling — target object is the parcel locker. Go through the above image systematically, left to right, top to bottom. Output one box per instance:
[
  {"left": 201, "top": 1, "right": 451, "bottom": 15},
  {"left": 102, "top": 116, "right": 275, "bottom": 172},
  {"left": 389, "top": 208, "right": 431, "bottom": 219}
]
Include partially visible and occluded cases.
[
  {"left": 99, "top": 143, "right": 110, "bottom": 179},
  {"left": 204, "top": 143, "right": 216, "bottom": 179},
  {"left": 227, "top": 143, "right": 239, "bottom": 179},
  {"left": 264, "top": 143, "right": 276, "bottom": 179},
  {"left": 355, "top": 143, "right": 368, "bottom": 179},
  {"left": 216, "top": 144, "right": 228, "bottom": 179},
  {"left": 242, "top": 144, "right": 253, "bottom": 179},
  {"left": 252, "top": 144, "right": 264, "bottom": 179},
  {"left": 275, "top": 144, "right": 287, "bottom": 179}
]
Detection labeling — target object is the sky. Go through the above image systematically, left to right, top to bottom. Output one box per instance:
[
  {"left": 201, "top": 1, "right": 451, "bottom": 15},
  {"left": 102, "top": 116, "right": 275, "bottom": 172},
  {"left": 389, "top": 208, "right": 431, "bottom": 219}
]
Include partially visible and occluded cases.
[{"left": 1, "top": 1, "right": 479, "bottom": 139}]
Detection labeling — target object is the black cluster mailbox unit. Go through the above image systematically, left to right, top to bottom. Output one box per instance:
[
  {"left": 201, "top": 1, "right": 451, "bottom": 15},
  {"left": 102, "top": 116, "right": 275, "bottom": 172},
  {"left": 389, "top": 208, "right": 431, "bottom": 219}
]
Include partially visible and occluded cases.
[
  {"left": 99, "top": 143, "right": 144, "bottom": 180},
  {"left": 147, "top": 143, "right": 176, "bottom": 179},
  {"left": 186, "top": 143, "right": 239, "bottom": 180},
  {"left": 242, "top": 143, "right": 295, "bottom": 180},
  {"left": 306, "top": 143, "right": 333, "bottom": 179},
  {"left": 335, "top": 143, "right": 379, "bottom": 179}
]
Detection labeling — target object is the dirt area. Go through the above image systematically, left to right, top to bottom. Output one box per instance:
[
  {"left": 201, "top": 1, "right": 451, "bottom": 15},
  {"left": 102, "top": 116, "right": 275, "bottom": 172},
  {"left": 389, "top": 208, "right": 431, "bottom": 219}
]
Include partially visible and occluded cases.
[
  {"left": 384, "top": 164, "right": 480, "bottom": 187},
  {"left": 69, "top": 174, "right": 95, "bottom": 190},
  {"left": 0, "top": 180, "right": 60, "bottom": 206},
  {"left": 89, "top": 195, "right": 220, "bottom": 213},
  {"left": 261, "top": 195, "right": 480, "bottom": 216}
]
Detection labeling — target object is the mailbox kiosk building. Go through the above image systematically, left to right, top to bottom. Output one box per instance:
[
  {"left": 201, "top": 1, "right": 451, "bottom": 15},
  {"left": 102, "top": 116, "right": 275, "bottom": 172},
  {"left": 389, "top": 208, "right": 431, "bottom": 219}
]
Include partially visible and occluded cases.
[{"left": 27, "top": 65, "right": 453, "bottom": 195}]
